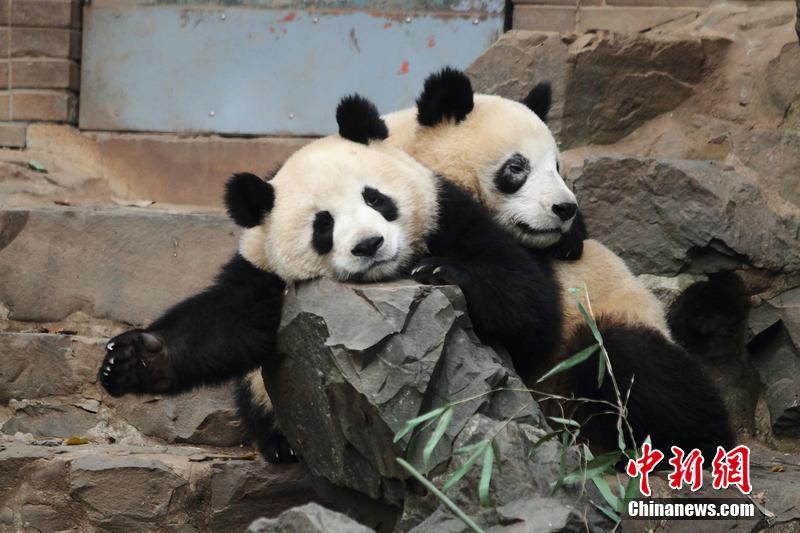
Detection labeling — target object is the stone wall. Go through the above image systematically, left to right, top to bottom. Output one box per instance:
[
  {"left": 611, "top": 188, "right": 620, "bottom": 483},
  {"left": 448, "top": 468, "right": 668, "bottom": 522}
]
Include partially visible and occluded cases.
[{"left": 0, "top": 0, "right": 81, "bottom": 148}]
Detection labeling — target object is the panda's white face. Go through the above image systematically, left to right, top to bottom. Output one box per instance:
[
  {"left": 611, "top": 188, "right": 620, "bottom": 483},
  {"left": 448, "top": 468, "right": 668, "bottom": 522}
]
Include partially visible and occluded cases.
[
  {"left": 384, "top": 94, "right": 577, "bottom": 249},
  {"left": 239, "top": 136, "right": 439, "bottom": 282},
  {"left": 486, "top": 136, "right": 576, "bottom": 248}
]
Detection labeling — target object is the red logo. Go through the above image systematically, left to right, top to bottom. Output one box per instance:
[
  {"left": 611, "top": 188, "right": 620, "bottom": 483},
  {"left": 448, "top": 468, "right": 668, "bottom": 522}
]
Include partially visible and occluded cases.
[
  {"left": 625, "top": 442, "right": 664, "bottom": 497},
  {"left": 626, "top": 444, "right": 751, "bottom": 496},
  {"left": 711, "top": 445, "right": 752, "bottom": 495},
  {"left": 667, "top": 447, "right": 704, "bottom": 492}
]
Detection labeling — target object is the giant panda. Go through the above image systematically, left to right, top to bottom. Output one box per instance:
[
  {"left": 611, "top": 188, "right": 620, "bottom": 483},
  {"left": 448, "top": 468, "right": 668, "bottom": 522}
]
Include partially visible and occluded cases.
[
  {"left": 380, "top": 68, "right": 734, "bottom": 458},
  {"left": 97, "top": 94, "right": 566, "bottom": 462}
]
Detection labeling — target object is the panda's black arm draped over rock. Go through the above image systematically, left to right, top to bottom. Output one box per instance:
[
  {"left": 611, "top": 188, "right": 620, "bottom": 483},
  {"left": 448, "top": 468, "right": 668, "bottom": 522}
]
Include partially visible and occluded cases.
[
  {"left": 414, "top": 179, "right": 562, "bottom": 377},
  {"left": 98, "top": 255, "right": 284, "bottom": 397}
]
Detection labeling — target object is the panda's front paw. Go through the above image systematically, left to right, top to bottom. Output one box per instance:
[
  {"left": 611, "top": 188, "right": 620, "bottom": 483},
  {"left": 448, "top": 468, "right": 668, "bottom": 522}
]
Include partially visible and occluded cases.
[
  {"left": 410, "top": 257, "right": 468, "bottom": 287},
  {"left": 98, "top": 329, "right": 174, "bottom": 396},
  {"left": 263, "top": 432, "right": 299, "bottom": 464}
]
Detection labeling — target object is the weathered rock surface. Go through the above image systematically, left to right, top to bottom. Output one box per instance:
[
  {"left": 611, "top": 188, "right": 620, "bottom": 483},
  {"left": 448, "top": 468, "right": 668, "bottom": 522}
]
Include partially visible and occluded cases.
[
  {"left": 467, "top": 30, "right": 729, "bottom": 147},
  {"left": 570, "top": 157, "right": 800, "bottom": 277},
  {"left": 0, "top": 207, "right": 237, "bottom": 325},
  {"left": 265, "top": 279, "right": 609, "bottom": 532},
  {"left": 748, "top": 287, "right": 800, "bottom": 437},
  {"left": 0, "top": 331, "right": 245, "bottom": 448},
  {"left": 0, "top": 437, "right": 316, "bottom": 532},
  {"left": 247, "top": 503, "right": 375, "bottom": 533}
]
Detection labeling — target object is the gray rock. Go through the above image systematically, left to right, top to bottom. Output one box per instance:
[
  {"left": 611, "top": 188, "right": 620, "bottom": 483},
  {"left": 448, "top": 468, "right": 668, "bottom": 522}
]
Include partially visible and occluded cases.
[
  {"left": 467, "top": 31, "right": 730, "bottom": 148},
  {"left": 570, "top": 157, "right": 800, "bottom": 276},
  {"left": 0, "top": 207, "right": 238, "bottom": 325},
  {"left": 265, "top": 279, "right": 609, "bottom": 532},
  {"left": 748, "top": 287, "right": 800, "bottom": 437},
  {"left": 0, "top": 333, "right": 81, "bottom": 403},
  {"left": 106, "top": 383, "right": 244, "bottom": 447},
  {"left": 2, "top": 400, "right": 98, "bottom": 437},
  {"left": 247, "top": 503, "right": 374, "bottom": 533}
]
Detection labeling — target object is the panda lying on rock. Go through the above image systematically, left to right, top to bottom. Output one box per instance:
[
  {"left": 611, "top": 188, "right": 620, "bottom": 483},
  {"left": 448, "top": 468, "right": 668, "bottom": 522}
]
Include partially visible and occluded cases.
[{"left": 97, "top": 94, "right": 574, "bottom": 462}]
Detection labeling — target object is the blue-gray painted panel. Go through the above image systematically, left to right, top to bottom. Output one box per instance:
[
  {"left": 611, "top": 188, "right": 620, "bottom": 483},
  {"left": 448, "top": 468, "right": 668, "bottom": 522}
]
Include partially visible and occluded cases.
[{"left": 80, "top": 6, "right": 502, "bottom": 135}]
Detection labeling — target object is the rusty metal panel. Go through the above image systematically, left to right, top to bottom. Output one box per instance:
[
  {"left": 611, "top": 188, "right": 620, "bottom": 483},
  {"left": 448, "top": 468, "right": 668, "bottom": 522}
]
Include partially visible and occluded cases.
[{"left": 80, "top": 4, "right": 503, "bottom": 135}]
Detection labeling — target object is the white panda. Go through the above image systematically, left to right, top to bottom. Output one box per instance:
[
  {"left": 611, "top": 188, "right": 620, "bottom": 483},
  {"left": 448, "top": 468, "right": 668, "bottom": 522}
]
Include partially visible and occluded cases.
[
  {"left": 381, "top": 68, "right": 734, "bottom": 458},
  {"left": 97, "top": 94, "right": 565, "bottom": 462}
]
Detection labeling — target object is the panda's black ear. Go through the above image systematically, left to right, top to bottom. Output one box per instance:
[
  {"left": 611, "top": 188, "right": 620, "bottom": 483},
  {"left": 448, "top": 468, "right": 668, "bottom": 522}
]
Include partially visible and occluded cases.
[
  {"left": 416, "top": 67, "right": 474, "bottom": 127},
  {"left": 522, "top": 82, "right": 552, "bottom": 123},
  {"left": 336, "top": 94, "right": 389, "bottom": 145},
  {"left": 225, "top": 172, "right": 275, "bottom": 228}
]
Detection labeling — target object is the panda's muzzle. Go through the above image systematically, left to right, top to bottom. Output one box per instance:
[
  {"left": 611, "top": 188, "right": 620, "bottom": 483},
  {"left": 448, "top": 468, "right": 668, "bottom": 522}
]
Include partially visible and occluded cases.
[
  {"left": 515, "top": 220, "right": 561, "bottom": 236},
  {"left": 351, "top": 236, "right": 384, "bottom": 257}
]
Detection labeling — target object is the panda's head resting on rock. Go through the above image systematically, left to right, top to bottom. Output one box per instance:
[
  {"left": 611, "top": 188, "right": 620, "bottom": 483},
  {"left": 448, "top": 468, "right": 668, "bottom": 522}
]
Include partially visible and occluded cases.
[
  {"left": 384, "top": 67, "right": 577, "bottom": 249},
  {"left": 226, "top": 95, "right": 439, "bottom": 283}
]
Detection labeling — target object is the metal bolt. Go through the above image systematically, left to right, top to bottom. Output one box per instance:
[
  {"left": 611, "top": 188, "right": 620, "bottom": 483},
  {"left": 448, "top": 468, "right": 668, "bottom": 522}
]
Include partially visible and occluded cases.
[
  {"left": 220, "top": 12, "right": 226, "bottom": 20},
  {"left": 312, "top": 16, "right": 319, "bottom": 23},
  {"left": 405, "top": 16, "right": 412, "bottom": 23},
  {"left": 472, "top": 18, "right": 480, "bottom": 25},
  {"left": 209, "top": 110, "right": 216, "bottom": 117},
  {"left": 288, "top": 113, "right": 295, "bottom": 120}
]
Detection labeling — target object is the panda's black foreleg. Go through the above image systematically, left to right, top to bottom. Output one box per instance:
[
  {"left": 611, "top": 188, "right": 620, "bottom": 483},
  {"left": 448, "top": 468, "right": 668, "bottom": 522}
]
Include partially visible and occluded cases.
[
  {"left": 418, "top": 181, "right": 562, "bottom": 375},
  {"left": 98, "top": 254, "right": 285, "bottom": 397},
  {"left": 558, "top": 318, "right": 735, "bottom": 463}
]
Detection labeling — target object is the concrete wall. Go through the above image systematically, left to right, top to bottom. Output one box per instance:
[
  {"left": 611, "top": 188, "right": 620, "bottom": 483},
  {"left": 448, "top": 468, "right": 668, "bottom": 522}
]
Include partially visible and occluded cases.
[{"left": 0, "top": 0, "right": 82, "bottom": 148}]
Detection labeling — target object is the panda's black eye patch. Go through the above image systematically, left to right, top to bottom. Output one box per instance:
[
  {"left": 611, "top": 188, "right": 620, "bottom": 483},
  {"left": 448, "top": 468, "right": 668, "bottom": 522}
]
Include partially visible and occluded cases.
[
  {"left": 495, "top": 153, "right": 531, "bottom": 194},
  {"left": 362, "top": 186, "right": 398, "bottom": 221},
  {"left": 312, "top": 211, "right": 334, "bottom": 255}
]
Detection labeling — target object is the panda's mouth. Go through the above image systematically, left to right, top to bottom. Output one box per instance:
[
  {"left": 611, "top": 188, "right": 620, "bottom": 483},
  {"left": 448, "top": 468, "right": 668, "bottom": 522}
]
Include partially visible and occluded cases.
[{"left": 515, "top": 221, "right": 561, "bottom": 236}]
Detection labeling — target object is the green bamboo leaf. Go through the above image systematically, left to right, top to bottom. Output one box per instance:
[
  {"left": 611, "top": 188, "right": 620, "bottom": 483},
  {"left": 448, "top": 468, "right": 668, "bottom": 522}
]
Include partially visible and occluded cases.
[
  {"left": 27, "top": 160, "right": 47, "bottom": 173},
  {"left": 576, "top": 300, "right": 602, "bottom": 344},
  {"left": 537, "top": 344, "right": 599, "bottom": 383},
  {"left": 596, "top": 347, "right": 607, "bottom": 389},
  {"left": 393, "top": 406, "right": 446, "bottom": 443},
  {"left": 423, "top": 406, "right": 453, "bottom": 467},
  {"left": 548, "top": 416, "right": 581, "bottom": 427},
  {"left": 616, "top": 417, "right": 627, "bottom": 452},
  {"left": 529, "top": 431, "right": 561, "bottom": 458},
  {"left": 491, "top": 438, "right": 503, "bottom": 474},
  {"left": 443, "top": 441, "right": 489, "bottom": 491},
  {"left": 454, "top": 442, "right": 484, "bottom": 455},
  {"left": 478, "top": 443, "right": 495, "bottom": 507},
  {"left": 563, "top": 451, "right": 621, "bottom": 484},
  {"left": 396, "top": 458, "right": 486, "bottom": 533},
  {"left": 591, "top": 473, "right": 621, "bottom": 512},
  {"left": 624, "top": 473, "right": 641, "bottom": 500},
  {"left": 592, "top": 502, "right": 621, "bottom": 523}
]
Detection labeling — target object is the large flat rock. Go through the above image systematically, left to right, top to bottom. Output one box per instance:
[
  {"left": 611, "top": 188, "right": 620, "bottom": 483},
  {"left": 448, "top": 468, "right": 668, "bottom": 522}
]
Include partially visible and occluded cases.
[
  {"left": 570, "top": 157, "right": 800, "bottom": 276},
  {"left": 0, "top": 206, "right": 238, "bottom": 325},
  {"left": 0, "top": 438, "right": 316, "bottom": 532}
]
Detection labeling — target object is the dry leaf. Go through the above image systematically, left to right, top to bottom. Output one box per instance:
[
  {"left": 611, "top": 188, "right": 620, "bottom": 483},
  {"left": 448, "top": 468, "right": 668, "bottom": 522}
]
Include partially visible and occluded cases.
[
  {"left": 64, "top": 437, "right": 91, "bottom": 446},
  {"left": 771, "top": 465, "right": 785, "bottom": 473}
]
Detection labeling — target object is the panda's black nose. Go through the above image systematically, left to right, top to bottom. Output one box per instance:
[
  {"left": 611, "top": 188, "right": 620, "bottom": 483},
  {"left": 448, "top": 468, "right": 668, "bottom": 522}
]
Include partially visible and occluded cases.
[
  {"left": 552, "top": 202, "right": 578, "bottom": 221},
  {"left": 351, "top": 236, "right": 384, "bottom": 257}
]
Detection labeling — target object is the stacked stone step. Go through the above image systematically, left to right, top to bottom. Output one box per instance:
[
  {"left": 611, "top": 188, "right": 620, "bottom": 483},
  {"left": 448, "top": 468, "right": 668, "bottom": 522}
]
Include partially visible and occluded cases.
[{"left": 0, "top": 206, "right": 317, "bottom": 530}]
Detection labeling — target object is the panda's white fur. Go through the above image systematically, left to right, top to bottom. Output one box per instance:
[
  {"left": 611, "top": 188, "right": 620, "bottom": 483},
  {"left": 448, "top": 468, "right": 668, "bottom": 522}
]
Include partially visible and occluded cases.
[
  {"left": 382, "top": 96, "right": 670, "bottom": 349},
  {"left": 385, "top": 96, "right": 576, "bottom": 249},
  {"left": 238, "top": 135, "right": 439, "bottom": 283}
]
